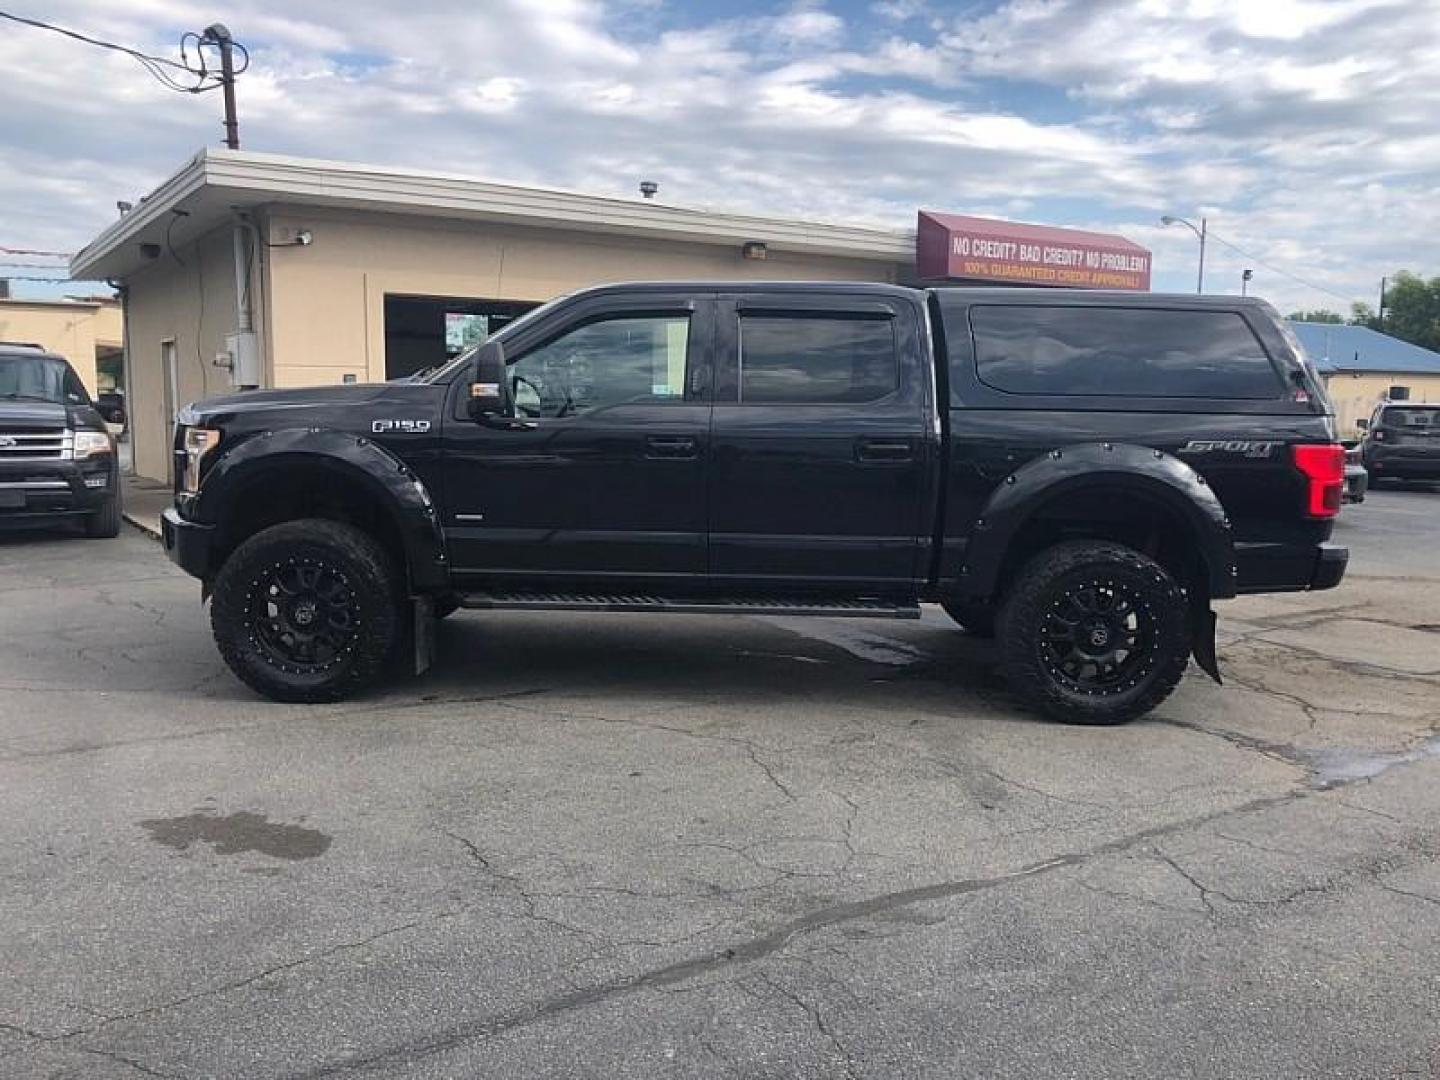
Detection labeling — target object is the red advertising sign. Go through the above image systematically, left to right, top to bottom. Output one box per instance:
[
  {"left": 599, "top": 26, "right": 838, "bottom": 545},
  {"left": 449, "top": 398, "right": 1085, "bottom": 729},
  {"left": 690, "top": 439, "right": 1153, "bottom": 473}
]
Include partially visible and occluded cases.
[{"left": 917, "top": 211, "right": 1151, "bottom": 290}]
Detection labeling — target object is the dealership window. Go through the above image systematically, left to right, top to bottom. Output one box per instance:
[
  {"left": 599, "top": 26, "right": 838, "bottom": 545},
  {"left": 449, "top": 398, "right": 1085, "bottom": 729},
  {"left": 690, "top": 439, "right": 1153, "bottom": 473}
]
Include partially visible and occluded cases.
[
  {"left": 383, "top": 295, "right": 538, "bottom": 381},
  {"left": 971, "top": 306, "right": 1283, "bottom": 399},
  {"left": 508, "top": 314, "right": 690, "bottom": 419},
  {"left": 739, "top": 315, "right": 897, "bottom": 404}
]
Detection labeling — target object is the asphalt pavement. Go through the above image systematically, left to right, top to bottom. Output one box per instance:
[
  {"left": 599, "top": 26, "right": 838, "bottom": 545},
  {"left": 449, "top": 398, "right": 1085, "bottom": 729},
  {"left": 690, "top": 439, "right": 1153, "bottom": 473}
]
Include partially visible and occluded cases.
[{"left": 2, "top": 488, "right": 1439, "bottom": 1078}]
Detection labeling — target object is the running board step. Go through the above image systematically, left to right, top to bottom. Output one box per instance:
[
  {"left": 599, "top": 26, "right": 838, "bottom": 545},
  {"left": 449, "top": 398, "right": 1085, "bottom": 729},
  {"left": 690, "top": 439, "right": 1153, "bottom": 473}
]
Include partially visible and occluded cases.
[{"left": 456, "top": 592, "right": 921, "bottom": 619}]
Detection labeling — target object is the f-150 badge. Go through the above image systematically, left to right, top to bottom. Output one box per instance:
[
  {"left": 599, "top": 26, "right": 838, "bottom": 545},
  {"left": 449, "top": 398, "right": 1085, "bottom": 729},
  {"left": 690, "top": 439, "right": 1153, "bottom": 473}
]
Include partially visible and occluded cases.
[
  {"left": 373, "top": 420, "right": 432, "bottom": 434},
  {"left": 1181, "top": 439, "right": 1277, "bottom": 458}
]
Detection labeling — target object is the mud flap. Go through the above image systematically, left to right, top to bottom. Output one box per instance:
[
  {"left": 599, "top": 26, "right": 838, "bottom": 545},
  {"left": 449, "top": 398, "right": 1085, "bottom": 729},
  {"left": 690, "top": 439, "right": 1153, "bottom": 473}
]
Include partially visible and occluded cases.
[
  {"left": 413, "top": 595, "right": 434, "bottom": 676},
  {"left": 1190, "top": 603, "right": 1222, "bottom": 685}
]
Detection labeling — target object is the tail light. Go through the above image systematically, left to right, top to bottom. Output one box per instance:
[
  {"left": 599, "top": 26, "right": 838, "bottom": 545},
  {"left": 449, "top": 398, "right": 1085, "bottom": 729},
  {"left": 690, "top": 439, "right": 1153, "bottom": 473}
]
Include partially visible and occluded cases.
[{"left": 1293, "top": 444, "right": 1344, "bottom": 518}]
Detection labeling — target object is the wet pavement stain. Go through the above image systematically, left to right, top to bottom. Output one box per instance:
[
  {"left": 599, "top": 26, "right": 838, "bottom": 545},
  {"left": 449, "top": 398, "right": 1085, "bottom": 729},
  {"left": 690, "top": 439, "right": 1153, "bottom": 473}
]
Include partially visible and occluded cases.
[
  {"left": 1301, "top": 735, "right": 1440, "bottom": 789},
  {"left": 138, "top": 810, "right": 332, "bottom": 860}
]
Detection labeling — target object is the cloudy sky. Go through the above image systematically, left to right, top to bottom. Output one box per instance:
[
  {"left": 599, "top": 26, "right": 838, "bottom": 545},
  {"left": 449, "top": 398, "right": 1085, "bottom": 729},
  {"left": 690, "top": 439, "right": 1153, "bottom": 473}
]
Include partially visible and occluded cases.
[{"left": 2, "top": 0, "right": 1436, "bottom": 313}]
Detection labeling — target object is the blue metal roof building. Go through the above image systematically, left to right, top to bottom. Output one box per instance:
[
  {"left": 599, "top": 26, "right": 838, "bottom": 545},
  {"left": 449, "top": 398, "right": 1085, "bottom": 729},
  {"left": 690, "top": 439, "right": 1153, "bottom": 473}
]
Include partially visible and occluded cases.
[{"left": 1288, "top": 321, "right": 1440, "bottom": 375}]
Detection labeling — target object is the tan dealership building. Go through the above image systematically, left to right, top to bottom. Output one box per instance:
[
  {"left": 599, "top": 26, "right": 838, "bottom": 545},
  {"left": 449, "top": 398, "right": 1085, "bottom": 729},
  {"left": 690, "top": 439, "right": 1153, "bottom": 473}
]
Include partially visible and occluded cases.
[
  {"left": 71, "top": 148, "right": 1150, "bottom": 484},
  {"left": 0, "top": 295, "right": 123, "bottom": 396}
]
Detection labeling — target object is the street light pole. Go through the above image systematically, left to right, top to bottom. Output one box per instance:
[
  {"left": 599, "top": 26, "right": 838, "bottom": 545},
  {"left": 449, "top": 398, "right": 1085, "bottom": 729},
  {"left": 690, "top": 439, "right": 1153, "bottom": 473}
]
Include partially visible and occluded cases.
[{"left": 1161, "top": 214, "right": 1207, "bottom": 294}]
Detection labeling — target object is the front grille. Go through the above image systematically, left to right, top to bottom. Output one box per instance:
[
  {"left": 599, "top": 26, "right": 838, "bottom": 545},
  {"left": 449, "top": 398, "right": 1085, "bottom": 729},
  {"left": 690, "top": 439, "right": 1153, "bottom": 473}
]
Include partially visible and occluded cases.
[{"left": 0, "top": 430, "right": 71, "bottom": 460}]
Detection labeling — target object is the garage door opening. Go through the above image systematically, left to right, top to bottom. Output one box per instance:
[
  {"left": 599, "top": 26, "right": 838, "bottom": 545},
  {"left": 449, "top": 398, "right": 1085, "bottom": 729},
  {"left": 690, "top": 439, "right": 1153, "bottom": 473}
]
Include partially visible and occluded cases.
[{"left": 383, "top": 295, "right": 539, "bottom": 380}]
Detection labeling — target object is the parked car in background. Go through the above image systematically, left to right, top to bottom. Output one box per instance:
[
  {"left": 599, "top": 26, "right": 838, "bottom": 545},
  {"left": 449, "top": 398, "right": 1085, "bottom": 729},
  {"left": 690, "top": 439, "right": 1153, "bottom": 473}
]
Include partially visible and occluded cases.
[
  {"left": 0, "top": 342, "right": 121, "bottom": 537},
  {"left": 95, "top": 390, "right": 126, "bottom": 428},
  {"left": 1360, "top": 402, "right": 1440, "bottom": 484}
]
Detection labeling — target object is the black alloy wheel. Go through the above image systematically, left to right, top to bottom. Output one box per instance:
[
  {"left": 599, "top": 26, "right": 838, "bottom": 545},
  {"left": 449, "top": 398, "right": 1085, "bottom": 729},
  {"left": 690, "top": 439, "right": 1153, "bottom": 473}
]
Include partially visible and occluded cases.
[
  {"left": 210, "top": 518, "right": 402, "bottom": 703},
  {"left": 998, "top": 540, "right": 1191, "bottom": 725},
  {"left": 247, "top": 557, "right": 360, "bottom": 676},
  {"left": 1037, "top": 576, "right": 1153, "bottom": 695}
]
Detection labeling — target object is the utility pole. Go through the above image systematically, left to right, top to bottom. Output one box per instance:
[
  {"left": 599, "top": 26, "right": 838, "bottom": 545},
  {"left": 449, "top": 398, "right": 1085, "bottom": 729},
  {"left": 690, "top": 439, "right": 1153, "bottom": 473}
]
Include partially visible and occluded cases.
[
  {"left": 203, "top": 23, "right": 239, "bottom": 149},
  {"left": 1197, "top": 217, "right": 1207, "bottom": 294},
  {"left": 1378, "top": 276, "right": 1387, "bottom": 330}
]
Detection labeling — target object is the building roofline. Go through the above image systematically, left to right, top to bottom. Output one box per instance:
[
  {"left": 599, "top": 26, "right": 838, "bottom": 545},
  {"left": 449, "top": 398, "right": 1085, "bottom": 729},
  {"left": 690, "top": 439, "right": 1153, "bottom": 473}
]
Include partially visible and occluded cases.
[
  {"left": 72, "top": 148, "right": 916, "bottom": 281},
  {"left": 0, "top": 296, "right": 105, "bottom": 310}
]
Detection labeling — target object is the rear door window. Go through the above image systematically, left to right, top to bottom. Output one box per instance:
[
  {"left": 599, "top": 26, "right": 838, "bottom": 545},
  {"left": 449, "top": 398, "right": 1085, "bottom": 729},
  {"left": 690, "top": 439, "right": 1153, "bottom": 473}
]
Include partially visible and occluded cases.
[
  {"left": 971, "top": 306, "right": 1284, "bottom": 399},
  {"left": 738, "top": 315, "right": 897, "bottom": 404}
]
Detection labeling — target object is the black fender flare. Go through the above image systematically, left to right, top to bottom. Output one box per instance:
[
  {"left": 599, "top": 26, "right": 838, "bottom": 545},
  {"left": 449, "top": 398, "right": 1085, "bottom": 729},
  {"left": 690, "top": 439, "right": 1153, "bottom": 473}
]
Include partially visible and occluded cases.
[
  {"left": 193, "top": 428, "right": 448, "bottom": 592},
  {"left": 958, "top": 442, "right": 1236, "bottom": 602}
]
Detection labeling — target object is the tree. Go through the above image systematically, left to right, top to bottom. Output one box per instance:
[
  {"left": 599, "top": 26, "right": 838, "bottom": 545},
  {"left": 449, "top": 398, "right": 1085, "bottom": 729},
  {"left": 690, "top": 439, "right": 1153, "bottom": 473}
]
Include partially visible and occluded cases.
[
  {"left": 1378, "top": 271, "right": 1440, "bottom": 352},
  {"left": 1348, "top": 302, "right": 1380, "bottom": 330},
  {"left": 1287, "top": 308, "right": 1343, "bottom": 323}
]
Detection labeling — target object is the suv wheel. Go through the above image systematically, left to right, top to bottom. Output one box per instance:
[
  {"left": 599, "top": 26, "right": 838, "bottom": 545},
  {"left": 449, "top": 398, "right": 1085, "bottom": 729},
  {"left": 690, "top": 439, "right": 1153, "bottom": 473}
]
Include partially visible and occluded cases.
[
  {"left": 84, "top": 494, "right": 122, "bottom": 539},
  {"left": 210, "top": 519, "right": 402, "bottom": 703},
  {"left": 997, "top": 540, "right": 1190, "bottom": 725},
  {"left": 940, "top": 600, "right": 995, "bottom": 638}
]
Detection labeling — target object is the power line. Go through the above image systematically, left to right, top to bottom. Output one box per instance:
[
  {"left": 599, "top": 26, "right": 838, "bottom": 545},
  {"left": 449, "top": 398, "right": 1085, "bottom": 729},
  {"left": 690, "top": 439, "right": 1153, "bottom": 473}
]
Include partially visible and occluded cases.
[
  {"left": 0, "top": 9, "right": 247, "bottom": 95},
  {"left": 1203, "top": 229, "right": 1360, "bottom": 306}
]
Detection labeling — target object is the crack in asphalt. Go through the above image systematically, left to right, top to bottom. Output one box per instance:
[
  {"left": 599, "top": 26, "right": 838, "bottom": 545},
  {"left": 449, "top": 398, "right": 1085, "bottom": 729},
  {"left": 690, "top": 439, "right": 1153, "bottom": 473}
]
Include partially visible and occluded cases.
[
  {"left": 495, "top": 698, "right": 801, "bottom": 806},
  {"left": 755, "top": 972, "right": 860, "bottom": 1080},
  {"left": 79, "top": 1045, "right": 181, "bottom": 1078}
]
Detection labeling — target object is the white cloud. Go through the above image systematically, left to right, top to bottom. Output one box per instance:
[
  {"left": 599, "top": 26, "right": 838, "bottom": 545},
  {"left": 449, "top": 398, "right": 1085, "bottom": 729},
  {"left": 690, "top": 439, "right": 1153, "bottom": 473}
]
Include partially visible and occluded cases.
[{"left": 1, "top": 0, "right": 1437, "bottom": 316}]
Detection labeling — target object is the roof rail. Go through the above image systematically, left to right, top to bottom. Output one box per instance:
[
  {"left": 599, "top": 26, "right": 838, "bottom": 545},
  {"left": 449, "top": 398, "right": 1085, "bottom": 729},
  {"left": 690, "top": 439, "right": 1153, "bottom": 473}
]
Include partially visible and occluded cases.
[{"left": 0, "top": 341, "right": 48, "bottom": 351}]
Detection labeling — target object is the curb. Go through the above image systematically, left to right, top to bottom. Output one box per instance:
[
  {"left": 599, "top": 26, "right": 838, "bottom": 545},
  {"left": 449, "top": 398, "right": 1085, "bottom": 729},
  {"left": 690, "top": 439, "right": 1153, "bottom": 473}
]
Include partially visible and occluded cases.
[{"left": 121, "top": 510, "right": 163, "bottom": 541}]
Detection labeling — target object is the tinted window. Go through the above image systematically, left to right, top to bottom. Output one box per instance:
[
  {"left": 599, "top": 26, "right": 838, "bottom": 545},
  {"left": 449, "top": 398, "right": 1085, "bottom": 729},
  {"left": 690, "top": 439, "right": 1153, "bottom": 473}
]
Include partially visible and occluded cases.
[
  {"left": 972, "top": 306, "right": 1283, "bottom": 399},
  {"left": 508, "top": 315, "right": 689, "bottom": 419},
  {"left": 740, "top": 315, "right": 896, "bottom": 404},
  {"left": 0, "top": 354, "right": 69, "bottom": 404},
  {"left": 1381, "top": 406, "right": 1440, "bottom": 428}
]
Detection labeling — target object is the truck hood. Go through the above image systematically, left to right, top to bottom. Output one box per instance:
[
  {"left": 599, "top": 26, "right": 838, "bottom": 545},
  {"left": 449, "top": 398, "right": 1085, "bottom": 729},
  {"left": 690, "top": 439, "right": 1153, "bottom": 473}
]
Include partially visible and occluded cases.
[
  {"left": 183, "top": 384, "right": 389, "bottom": 422},
  {"left": 0, "top": 400, "right": 68, "bottom": 429}
]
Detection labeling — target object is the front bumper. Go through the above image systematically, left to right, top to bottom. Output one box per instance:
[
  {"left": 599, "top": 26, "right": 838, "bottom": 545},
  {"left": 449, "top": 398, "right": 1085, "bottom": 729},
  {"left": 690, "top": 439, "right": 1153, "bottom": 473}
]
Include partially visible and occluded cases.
[
  {"left": 0, "top": 457, "right": 117, "bottom": 529},
  {"left": 161, "top": 506, "right": 215, "bottom": 580}
]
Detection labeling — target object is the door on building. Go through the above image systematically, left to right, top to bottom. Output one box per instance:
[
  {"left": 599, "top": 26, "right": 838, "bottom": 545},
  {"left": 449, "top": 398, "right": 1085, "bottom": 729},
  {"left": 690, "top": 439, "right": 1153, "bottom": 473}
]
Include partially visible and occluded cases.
[
  {"left": 441, "top": 293, "right": 714, "bottom": 586},
  {"left": 706, "top": 293, "right": 931, "bottom": 595},
  {"left": 384, "top": 295, "right": 538, "bottom": 381},
  {"left": 161, "top": 339, "right": 178, "bottom": 483}
]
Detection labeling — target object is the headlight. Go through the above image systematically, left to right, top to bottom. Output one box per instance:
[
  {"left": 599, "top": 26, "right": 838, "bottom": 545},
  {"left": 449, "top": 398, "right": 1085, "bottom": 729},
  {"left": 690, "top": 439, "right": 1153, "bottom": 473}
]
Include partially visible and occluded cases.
[
  {"left": 182, "top": 427, "right": 221, "bottom": 492},
  {"left": 73, "top": 430, "right": 114, "bottom": 460}
]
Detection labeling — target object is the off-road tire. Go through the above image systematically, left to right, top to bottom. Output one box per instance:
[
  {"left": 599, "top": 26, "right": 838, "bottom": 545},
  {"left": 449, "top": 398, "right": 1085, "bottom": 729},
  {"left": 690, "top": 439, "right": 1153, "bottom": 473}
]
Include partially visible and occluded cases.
[
  {"left": 84, "top": 494, "right": 122, "bottom": 538},
  {"left": 210, "top": 519, "right": 402, "bottom": 703},
  {"left": 997, "top": 540, "right": 1190, "bottom": 726},
  {"left": 940, "top": 600, "right": 995, "bottom": 638}
]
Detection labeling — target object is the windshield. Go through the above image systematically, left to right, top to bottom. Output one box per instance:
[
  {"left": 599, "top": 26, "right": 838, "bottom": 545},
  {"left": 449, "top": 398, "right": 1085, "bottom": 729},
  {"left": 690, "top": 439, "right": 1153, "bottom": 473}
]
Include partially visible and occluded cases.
[
  {"left": 419, "top": 293, "right": 573, "bottom": 384},
  {"left": 0, "top": 353, "right": 77, "bottom": 404}
]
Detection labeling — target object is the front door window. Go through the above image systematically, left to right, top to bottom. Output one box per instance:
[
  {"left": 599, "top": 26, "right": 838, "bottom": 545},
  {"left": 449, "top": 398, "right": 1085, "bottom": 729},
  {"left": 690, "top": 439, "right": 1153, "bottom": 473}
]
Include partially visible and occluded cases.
[{"left": 509, "top": 315, "right": 690, "bottom": 419}]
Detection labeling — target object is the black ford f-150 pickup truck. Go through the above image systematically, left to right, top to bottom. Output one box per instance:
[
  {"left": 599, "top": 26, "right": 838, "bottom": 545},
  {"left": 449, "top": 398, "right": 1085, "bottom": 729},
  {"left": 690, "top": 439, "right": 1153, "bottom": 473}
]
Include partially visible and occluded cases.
[{"left": 162, "top": 284, "right": 1347, "bottom": 724}]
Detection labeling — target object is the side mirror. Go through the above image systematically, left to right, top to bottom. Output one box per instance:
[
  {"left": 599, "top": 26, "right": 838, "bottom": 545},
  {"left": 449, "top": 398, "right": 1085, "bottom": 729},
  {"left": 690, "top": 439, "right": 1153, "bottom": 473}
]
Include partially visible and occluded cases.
[{"left": 466, "top": 340, "right": 509, "bottom": 420}]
